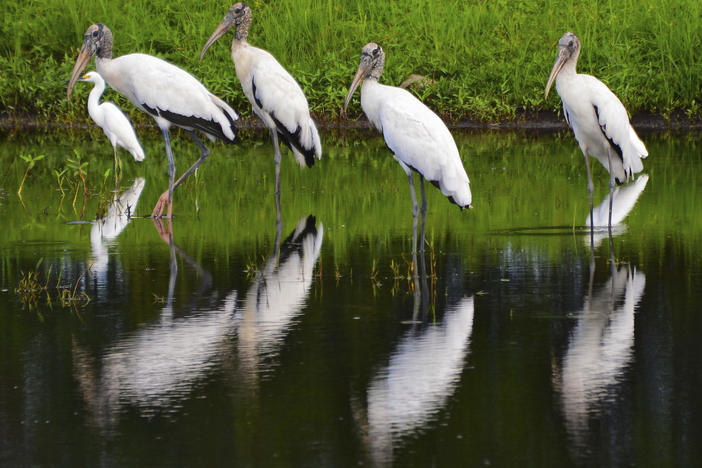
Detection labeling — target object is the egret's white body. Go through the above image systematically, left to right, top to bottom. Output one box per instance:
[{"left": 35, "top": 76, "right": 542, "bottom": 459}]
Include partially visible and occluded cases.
[
  {"left": 200, "top": 3, "right": 321, "bottom": 195},
  {"left": 68, "top": 23, "right": 238, "bottom": 218},
  {"left": 545, "top": 32, "right": 647, "bottom": 230},
  {"left": 344, "top": 43, "right": 471, "bottom": 216},
  {"left": 80, "top": 71, "right": 144, "bottom": 163}
]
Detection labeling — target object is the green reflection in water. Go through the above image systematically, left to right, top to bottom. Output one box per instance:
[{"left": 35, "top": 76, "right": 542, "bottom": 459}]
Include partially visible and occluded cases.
[
  {"left": 0, "top": 129, "right": 701, "bottom": 467},
  {"left": 1, "top": 129, "right": 700, "bottom": 267}
]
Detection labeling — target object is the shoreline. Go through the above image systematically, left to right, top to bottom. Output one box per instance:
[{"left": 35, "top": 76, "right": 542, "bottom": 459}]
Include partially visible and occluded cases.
[{"left": 2, "top": 111, "right": 701, "bottom": 134}]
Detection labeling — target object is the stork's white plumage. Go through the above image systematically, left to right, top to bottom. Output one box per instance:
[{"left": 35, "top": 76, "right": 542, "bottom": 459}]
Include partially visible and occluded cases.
[
  {"left": 200, "top": 3, "right": 321, "bottom": 195},
  {"left": 68, "top": 23, "right": 239, "bottom": 219},
  {"left": 545, "top": 32, "right": 648, "bottom": 230},
  {"left": 343, "top": 43, "right": 472, "bottom": 226},
  {"left": 78, "top": 71, "right": 144, "bottom": 176}
]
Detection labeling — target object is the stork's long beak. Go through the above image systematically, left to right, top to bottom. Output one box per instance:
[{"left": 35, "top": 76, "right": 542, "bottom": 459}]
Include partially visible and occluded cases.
[
  {"left": 200, "top": 18, "right": 233, "bottom": 60},
  {"left": 67, "top": 44, "right": 93, "bottom": 99},
  {"left": 545, "top": 47, "right": 569, "bottom": 100},
  {"left": 343, "top": 63, "right": 369, "bottom": 114}
]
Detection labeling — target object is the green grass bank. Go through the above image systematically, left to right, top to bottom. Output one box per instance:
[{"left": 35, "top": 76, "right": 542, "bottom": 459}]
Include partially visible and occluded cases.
[{"left": 2, "top": 0, "right": 702, "bottom": 125}]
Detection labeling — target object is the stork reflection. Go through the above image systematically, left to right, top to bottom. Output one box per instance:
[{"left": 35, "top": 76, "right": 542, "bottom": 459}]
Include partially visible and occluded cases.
[
  {"left": 585, "top": 174, "right": 648, "bottom": 248},
  {"left": 237, "top": 211, "right": 323, "bottom": 389},
  {"left": 74, "top": 218, "right": 236, "bottom": 433},
  {"left": 354, "top": 248, "right": 474, "bottom": 465},
  {"left": 556, "top": 263, "right": 645, "bottom": 452}
]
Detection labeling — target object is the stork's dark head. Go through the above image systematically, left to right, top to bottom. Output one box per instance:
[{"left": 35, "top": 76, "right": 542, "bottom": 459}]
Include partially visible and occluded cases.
[
  {"left": 228, "top": 2, "right": 251, "bottom": 28},
  {"left": 200, "top": 3, "right": 253, "bottom": 60},
  {"left": 67, "top": 23, "right": 113, "bottom": 100},
  {"left": 545, "top": 32, "right": 581, "bottom": 99},
  {"left": 558, "top": 32, "right": 581, "bottom": 58},
  {"left": 343, "top": 43, "right": 386, "bottom": 113}
]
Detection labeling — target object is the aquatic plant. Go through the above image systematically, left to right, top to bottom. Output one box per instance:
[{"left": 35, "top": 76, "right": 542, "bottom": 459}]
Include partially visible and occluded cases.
[
  {"left": 17, "top": 152, "right": 44, "bottom": 195},
  {"left": 14, "top": 260, "right": 91, "bottom": 313}
]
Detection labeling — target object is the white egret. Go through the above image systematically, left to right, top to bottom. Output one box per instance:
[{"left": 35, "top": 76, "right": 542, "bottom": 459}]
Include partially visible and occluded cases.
[
  {"left": 200, "top": 3, "right": 321, "bottom": 195},
  {"left": 67, "top": 23, "right": 239, "bottom": 219},
  {"left": 545, "top": 32, "right": 648, "bottom": 230},
  {"left": 78, "top": 71, "right": 144, "bottom": 177}
]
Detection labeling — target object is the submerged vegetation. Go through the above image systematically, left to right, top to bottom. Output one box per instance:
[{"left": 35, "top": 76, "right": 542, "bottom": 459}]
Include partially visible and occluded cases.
[
  {"left": 1, "top": 0, "right": 702, "bottom": 124},
  {"left": 14, "top": 258, "right": 91, "bottom": 314}
]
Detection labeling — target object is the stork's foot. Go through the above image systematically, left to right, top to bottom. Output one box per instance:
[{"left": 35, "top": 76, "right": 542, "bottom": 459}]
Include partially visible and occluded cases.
[{"left": 151, "top": 191, "right": 173, "bottom": 219}]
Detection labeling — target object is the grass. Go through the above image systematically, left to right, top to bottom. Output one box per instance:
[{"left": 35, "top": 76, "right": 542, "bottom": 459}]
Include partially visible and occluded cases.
[{"left": 1, "top": 0, "right": 702, "bottom": 124}]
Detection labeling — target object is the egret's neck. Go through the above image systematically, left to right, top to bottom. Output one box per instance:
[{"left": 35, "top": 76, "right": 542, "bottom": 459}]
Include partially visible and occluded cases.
[{"left": 87, "top": 80, "right": 105, "bottom": 122}]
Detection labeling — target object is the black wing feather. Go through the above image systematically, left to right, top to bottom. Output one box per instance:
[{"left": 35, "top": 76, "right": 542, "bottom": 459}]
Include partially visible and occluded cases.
[
  {"left": 252, "top": 76, "right": 316, "bottom": 168},
  {"left": 143, "top": 104, "right": 237, "bottom": 143}
]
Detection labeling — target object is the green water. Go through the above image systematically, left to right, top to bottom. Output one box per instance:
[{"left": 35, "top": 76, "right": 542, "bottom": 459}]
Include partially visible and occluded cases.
[{"left": 0, "top": 130, "right": 700, "bottom": 467}]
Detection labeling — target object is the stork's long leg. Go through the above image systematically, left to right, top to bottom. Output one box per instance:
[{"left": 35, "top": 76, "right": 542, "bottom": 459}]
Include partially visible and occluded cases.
[
  {"left": 152, "top": 127, "right": 176, "bottom": 219},
  {"left": 270, "top": 129, "right": 283, "bottom": 197},
  {"left": 152, "top": 130, "right": 211, "bottom": 219},
  {"left": 173, "top": 130, "right": 211, "bottom": 191},
  {"left": 606, "top": 147, "right": 615, "bottom": 233},
  {"left": 606, "top": 147, "right": 616, "bottom": 267},
  {"left": 581, "top": 149, "right": 595, "bottom": 248},
  {"left": 408, "top": 172, "right": 420, "bottom": 255},
  {"left": 419, "top": 175, "right": 427, "bottom": 254},
  {"left": 273, "top": 188, "right": 282, "bottom": 265}
]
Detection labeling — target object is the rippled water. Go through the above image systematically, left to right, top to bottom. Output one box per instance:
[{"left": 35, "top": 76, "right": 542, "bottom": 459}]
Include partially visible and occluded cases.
[{"left": 0, "top": 130, "right": 700, "bottom": 466}]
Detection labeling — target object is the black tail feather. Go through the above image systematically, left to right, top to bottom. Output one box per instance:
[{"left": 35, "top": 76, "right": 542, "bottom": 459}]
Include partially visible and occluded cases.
[{"left": 271, "top": 113, "right": 317, "bottom": 168}]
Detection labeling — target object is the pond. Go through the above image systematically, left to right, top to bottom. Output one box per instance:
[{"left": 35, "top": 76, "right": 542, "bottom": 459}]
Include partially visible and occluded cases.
[{"left": 0, "top": 129, "right": 701, "bottom": 467}]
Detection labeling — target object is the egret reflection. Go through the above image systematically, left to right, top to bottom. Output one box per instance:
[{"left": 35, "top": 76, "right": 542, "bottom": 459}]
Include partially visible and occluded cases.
[
  {"left": 586, "top": 174, "right": 649, "bottom": 247},
  {"left": 90, "top": 178, "right": 145, "bottom": 289},
  {"left": 237, "top": 214, "right": 323, "bottom": 386},
  {"left": 557, "top": 264, "right": 645, "bottom": 450}
]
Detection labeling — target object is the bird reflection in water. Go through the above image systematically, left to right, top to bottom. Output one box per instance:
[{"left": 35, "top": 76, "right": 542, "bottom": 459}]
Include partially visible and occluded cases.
[
  {"left": 585, "top": 174, "right": 649, "bottom": 248},
  {"left": 90, "top": 178, "right": 146, "bottom": 297},
  {"left": 236, "top": 207, "right": 323, "bottom": 389},
  {"left": 74, "top": 215, "right": 236, "bottom": 433},
  {"left": 353, "top": 240, "right": 474, "bottom": 465},
  {"left": 555, "top": 262, "right": 645, "bottom": 455}
]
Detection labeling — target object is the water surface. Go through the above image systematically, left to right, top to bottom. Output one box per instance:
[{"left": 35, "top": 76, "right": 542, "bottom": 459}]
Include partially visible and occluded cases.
[{"left": 0, "top": 130, "right": 700, "bottom": 467}]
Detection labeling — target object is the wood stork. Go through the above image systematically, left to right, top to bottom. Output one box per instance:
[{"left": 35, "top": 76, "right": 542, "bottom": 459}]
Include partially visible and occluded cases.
[
  {"left": 199, "top": 3, "right": 321, "bottom": 196},
  {"left": 67, "top": 23, "right": 239, "bottom": 219},
  {"left": 545, "top": 32, "right": 648, "bottom": 231},
  {"left": 343, "top": 43, "right": 471, "bottom": 252},
  {"left": 78, "top": 71, "right": 144, "bottom": 178}
]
